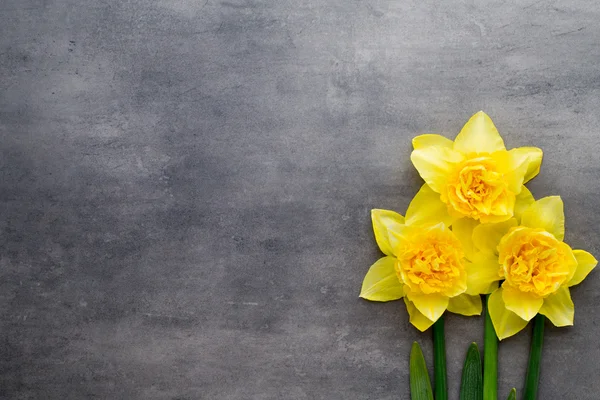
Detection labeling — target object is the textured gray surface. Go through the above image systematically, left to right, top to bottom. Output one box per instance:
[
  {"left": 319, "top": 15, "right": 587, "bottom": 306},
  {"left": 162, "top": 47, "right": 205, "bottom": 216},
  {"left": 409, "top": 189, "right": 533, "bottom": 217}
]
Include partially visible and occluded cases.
[{"left": 1, "top": 0, "right": 599, "bottom": 399}]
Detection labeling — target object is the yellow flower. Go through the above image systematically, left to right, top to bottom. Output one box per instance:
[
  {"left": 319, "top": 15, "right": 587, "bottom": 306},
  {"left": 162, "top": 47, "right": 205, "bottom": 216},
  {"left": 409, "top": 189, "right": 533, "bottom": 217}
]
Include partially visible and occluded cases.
[
  {"left": 410, "top": 111, "right": 543, "bottom": 224},
  {"left": 359, "top": 194, "right": 482, "bottom": 331},
  {"left": 455, "top": 196, "right": 597, "bottom": 339},
  {"left": 396, "top": 226, "right": 466, "bottom": 297},
  {"left": 498, "top": 227, "right": 574, "bottom": 297}
]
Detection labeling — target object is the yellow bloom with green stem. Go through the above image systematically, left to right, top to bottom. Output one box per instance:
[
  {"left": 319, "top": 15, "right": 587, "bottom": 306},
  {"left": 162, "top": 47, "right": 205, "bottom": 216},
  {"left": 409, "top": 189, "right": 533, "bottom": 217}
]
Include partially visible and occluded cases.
[
  {"left": 410, "top": 111, "right": 543, "bottom": 224},
  {"left": 360, "top": 193, "right": 483, "bottom": 331},
  {"left": 455, "top": 195, "right": 597, "bottom": 339}
]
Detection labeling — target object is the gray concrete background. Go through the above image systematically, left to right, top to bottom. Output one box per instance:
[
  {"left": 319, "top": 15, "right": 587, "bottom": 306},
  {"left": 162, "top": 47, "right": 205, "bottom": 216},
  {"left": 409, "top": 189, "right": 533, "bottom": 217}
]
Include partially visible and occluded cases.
[{"left": 1, "top": 0, "right": 599, "bottom": 399}]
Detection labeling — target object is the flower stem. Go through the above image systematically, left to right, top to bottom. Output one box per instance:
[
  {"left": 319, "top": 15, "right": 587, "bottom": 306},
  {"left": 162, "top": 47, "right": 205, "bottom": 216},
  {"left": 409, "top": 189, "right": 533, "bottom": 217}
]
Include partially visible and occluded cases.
[
  {"left": 483, "top": 294, "right": 498, "bottom": 400},
  {"left": 523, "top": 314, "right": 545, "bottom": 400},
  {"left": 433, "top": 315, "right": 447, "bottom": 400}
]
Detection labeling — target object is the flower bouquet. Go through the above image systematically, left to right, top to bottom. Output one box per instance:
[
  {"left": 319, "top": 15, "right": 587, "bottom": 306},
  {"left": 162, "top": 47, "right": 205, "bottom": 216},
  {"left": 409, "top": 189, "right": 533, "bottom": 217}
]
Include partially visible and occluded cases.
[{"left": 359, "top": 112, "right": 597, "bottom": 399}]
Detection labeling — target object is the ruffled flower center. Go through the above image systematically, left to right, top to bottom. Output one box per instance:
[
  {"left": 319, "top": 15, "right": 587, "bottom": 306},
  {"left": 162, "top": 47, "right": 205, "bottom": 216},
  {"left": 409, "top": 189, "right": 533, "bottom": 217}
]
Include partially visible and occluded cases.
[
  {"left": 443, "top": 156, "right": 515, "bottom": 221},
  {"left": 395, "top": 225, "right": 466, "bottom": 296},
  {"left": 498, "top": 227, "right": 573, "bottom": 297}
]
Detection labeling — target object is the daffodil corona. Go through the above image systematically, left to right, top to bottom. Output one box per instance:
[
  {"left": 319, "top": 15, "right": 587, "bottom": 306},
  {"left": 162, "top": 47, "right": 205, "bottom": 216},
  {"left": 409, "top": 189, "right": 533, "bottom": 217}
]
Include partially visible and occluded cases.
[
  {"left": 410, "top": 111, "right": 543, "bottom": 224},
  {"left": 360, "top": 195, "right": 482, "bottom": 331},
  {"left": 456, "top": 196, "right": 597, "bottom": 339},
  {"left": 396, "top": 225, "right": 466, "bottom": 297},
  {"left": 498, "top": 227, "right": 575, "bottom": 298}
]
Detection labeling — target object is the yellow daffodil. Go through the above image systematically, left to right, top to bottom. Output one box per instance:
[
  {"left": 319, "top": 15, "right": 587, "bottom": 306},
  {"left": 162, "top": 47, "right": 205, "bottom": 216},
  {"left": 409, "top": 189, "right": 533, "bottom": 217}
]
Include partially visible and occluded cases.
[
  {"left": 410, "top": 111, "right": 543, "bottom": 225},
  {"left": 360, "top": 195, "right": 483, "bottom": 331},
  {"left": 455, "top": 196, "right": 597, "bottom": 339}
]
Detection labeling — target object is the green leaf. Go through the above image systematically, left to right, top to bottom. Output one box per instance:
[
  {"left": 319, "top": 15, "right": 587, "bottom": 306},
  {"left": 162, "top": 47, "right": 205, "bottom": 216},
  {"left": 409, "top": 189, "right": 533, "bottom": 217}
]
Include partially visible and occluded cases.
[
  {"left": 410, "top": 342, "right": 434, "bottom": 400},
  {"left": 459, "top": 343, "right": 482, "bottom": 400},
  {"left": 506, "top": 388, "right": 517, "bottom": 400}
]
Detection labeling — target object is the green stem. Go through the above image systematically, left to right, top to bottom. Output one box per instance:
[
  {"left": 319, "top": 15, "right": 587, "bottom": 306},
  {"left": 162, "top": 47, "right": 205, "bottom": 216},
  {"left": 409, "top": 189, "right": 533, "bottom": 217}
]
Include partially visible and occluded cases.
[
  {"left": 483, "top": 294, "right": 498, "bottom": 400},
  {"left": 523, "top": 314, "right": 545, "bottom": 400},
  {"left": 433, "top": 315, "right": 447, "bottom": 400}
]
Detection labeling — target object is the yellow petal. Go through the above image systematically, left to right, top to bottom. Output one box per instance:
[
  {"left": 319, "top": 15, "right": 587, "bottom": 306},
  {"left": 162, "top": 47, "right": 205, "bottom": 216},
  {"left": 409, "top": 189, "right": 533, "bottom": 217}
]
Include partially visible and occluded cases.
[
  {"left": 453, "top": 111, "right": 506, "bottom": 154},
  {"left": 412, "top": 134, "right": 454, "bottom": 150},
  {"left": 410, "top": 146, "right": 464, "bottom": 193},
  {"left": 508, "top": 147, "right": 543, "bottom": 183},
  {"left": 488, "top": 150, "right": 526, "bottom": 195},
  {"left": 503, "top": 156, "right": 529, "bottom": 194},
  {"left": 405, "top": 184, "right": 456, "bottom": 228},
  {"left": 514, "top": 186, "right": 535, "bottom": 221},
  {"left": 521, "top": 196, "right": 565, "bottom": 241},
  {"left": 371, "top": 209, "right": 405, "bottom": 256},
  {"left": 478, "top": 213, "right": 516, "bottom": 224},
  {"left": 452, "top": 218, "right": 479, "bottom": 261},
  {"left": 472, "top": 218, "right": 518, "bottom": 255},
  {"left": 564, "top": 244, "right": 580, "bottom": 283},
  {"left": 568, "top": 249, "right": 598, "bottom": 287},
  {"left": 465, "top": 254, "right": 502, "bottom": 295},
  {"left": 359, "top": 256, "right": 404, "bottom": 302},
  {"left": 442, "top": 268, "right": 468, "bottom": 298},
  {"left": 482, "top": 281, "right": 500, "bottom": 294},
  {"left": 502, "top": 285, "right": 543, "bottom": 321},
  {"left": 539, "top": 287, "right": 574, "bottom": 327},
  {"left": 488, "top": 288, "right": 529, "bottom": 340},
  {"left": 407, "top": 292, "right": 449, "bottom": 322},
  {"left": 447, "top": 294, "right": 482, "bottom": 316},
  {"left": 404, "top": 297, "right": 436, "bottom": 332}
]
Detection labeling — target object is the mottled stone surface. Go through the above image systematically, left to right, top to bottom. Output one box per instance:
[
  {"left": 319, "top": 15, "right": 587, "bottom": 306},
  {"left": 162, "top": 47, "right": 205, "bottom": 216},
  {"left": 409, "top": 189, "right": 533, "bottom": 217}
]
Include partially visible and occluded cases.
[{"left": 1, "top": 0, "right": 599, "bottom": 399}]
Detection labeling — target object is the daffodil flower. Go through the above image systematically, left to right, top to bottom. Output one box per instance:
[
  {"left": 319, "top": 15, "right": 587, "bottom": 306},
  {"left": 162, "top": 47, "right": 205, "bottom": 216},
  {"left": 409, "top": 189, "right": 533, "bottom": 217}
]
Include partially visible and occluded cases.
[
  {"left": 410, "top": 111, "right": 543, "bottom": 224},
  {"left": 360, "top": 195, "right": 483, "bottom": 331},
  {"left": 456, "top": 196, "right": 597, "bottom": 339}
]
